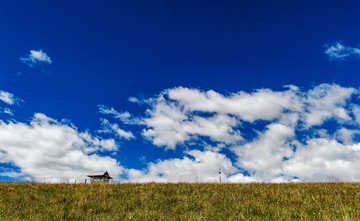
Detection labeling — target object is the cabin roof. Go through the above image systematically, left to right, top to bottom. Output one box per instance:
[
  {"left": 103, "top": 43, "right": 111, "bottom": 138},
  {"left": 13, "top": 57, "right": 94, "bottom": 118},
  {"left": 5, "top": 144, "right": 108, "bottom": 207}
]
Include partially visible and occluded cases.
[{"left": 87, "top": 171, "right": 113, "bottom": 179}]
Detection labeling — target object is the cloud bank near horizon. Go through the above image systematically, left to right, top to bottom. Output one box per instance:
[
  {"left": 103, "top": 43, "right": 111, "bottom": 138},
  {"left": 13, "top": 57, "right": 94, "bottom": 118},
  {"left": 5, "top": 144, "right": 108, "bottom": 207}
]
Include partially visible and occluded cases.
[
  {"left": 2, "top": 83, "right": 360, "bottom": 183},
  {"left": 119, "top": 83, "right": 360, "bottom": 182},
  {"left": 0, "top": 113, "right": 123, "bottom": 182}
]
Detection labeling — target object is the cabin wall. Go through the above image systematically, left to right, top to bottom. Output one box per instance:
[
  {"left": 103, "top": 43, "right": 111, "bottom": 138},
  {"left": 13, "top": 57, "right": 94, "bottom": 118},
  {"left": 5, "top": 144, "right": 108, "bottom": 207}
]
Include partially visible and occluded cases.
[{"left": 90, "top": 177, "right": 110, "bottom": 184}]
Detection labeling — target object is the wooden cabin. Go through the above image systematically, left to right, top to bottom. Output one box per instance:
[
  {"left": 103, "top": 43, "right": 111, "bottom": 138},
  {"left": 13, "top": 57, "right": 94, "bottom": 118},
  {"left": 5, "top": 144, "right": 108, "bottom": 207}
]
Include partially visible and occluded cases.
[{"left": 87, "top": 171, "right": 113, "bottom": 183}]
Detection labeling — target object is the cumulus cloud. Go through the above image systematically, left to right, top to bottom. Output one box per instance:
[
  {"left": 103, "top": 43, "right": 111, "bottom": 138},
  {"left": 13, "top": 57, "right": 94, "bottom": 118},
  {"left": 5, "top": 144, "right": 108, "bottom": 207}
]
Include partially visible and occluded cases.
[
  {"left": 324, "top": 41, "right": 360, "bottom": 61},
  {"left": 20, "top": 49, "right": 52, "bottom": 67},
  {"left": 3, "top": 83, "right": 360, "bottom": 183},
  {"left": 115, "top": 83, "right": 360, "bottom": 182},
  {"left": 135, "top": 83, "right": 356, "bottom": 150},
  {"left": 303, "top": 83, "right": 355, "bottom": 127},
  {"left": 138, "top": 86, "right": 303, "bottom": 149},
  {"left": 166, "top": 86, "right": 303, "bottom": 122},
  {"left": 0, "top": 90, "right": 22, "bottom": 105},
  {"left": 142, "top": 99, "right": 242, "bottom": 149},
  {"left": 0, "top": 113, "right": 123, "bottom": 182},
  {"left": 232, "top": 123, "right": 295, "bottom": 179},
  {"left": 284, "top": 138, "right": 360, "bottom": 182},
  {"left": 127, "top": 150, "right": 237, "bottom": 183}
]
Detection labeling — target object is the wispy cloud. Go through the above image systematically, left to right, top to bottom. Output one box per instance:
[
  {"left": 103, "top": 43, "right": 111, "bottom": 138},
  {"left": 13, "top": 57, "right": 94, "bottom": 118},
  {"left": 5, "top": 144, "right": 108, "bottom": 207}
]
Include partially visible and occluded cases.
[
  {"left": 324, "top": 41, "right": 360, "bottom": 61},
  {"left": 20, "top": 49, "right": 52, "bottom": 67},
  {"left": 0, "top": 90, "right": 22, "bottom": 105},
  {"left": 98, "top": 104, "right": 132, "bottom": 122},
  {"left": 98, "top": 104, "right": 142, "bottom": 125},
  {"left": 0, "top": 108, "right": 14, "bottom": 116},
  {"left": 99, "top": 118, "right": 135, "bottom": 140}
]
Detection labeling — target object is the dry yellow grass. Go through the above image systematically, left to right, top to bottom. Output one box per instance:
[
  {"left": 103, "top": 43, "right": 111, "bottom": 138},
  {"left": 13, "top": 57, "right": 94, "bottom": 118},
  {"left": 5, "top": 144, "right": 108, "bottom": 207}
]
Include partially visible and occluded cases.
[{"left": 0, "top": 182, "right": 360, "bottom": 220}]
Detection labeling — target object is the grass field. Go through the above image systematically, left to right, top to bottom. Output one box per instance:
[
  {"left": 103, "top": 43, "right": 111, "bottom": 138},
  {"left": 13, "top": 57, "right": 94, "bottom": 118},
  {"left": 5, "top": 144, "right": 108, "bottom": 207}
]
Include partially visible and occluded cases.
[{"left": 1, "top": 182, "right": 360, "bottom": 220}]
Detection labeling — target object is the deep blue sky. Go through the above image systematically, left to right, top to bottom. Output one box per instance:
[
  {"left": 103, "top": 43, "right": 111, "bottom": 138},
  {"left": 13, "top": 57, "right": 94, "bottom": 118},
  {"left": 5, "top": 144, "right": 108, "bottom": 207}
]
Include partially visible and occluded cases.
[{"left": 2, "top": 1, "right": 360, "bottom": 181}]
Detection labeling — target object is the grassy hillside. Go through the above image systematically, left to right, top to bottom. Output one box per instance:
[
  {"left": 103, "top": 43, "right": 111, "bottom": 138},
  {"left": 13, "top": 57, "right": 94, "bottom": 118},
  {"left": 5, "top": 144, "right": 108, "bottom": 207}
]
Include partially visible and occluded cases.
[{"left": 0, "top": 182, "right": 360, "bottom": 220}]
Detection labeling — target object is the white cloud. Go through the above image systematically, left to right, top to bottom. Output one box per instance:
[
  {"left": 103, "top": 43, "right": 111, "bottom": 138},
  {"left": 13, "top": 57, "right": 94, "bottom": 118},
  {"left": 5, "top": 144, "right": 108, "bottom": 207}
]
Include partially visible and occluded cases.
[
  {"left": 324, "top": 42, "right": 360, "bottom": 61},
  {"left": 20, "top": 49, "right": 52, "bottom": 67},
  {"left": 2, "top": 83, "right": 360, "bottom": 183},
  {"left": 121, "top": 83, "right": 360, "bottom": 182},
  {"left": 136, "top": 83, "right": 356, "bottom": 149},
  {"left": 302, "top": 83, "right": 355, "bottom": 127},
  {"left": 166, "top": 86, "right": 303, "bottom": 122},
  {"left": 139, "top": 87, "right": 303, "bottom": 149},
  {"left": 0, "top": 90, "right": 22, "bottom": 105},
  {"left": 128, "top": 97, "right": 140, "bottom": 103},
  {"left": 142, "top": 100, "right": 242, "bottom": 149},
  {"left": 98, "top": 104, "right": 138, "bottom": 124},
  {"left": 352, "top": 105, "right": 360, "bottom": 125},
  {"left": 0, "top": 108, "right": 13, "bottom": 116},
  {"left": 0, "top": 113, "right": 123, "bottom": 182},
  {"left": 99, "top": 118, "right": 135, "bottom": 140},
  {"left": 232, "top": 123, "right": 295, "bottom": 180},
  {"left": 335, "top": 127, "right": 360, "bottom": 145},
  {"left": 284, "top": 138, "right": 360, "bottom": 182},
  {"left": 127, "top": 150, "right": 237, "bottom": 183},
  {"left": 0, "top": 170, "right": 31, "bottom": 181},
  {"left": 227, "top": 173, "right": 258, "bottom": 183}
]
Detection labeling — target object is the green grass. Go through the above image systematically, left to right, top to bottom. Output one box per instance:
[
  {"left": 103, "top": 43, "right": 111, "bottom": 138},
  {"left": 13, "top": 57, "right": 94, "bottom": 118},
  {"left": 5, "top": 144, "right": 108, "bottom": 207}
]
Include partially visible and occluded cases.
[{"left": 1, "top": 182, "right": 360, "bottom": 220}]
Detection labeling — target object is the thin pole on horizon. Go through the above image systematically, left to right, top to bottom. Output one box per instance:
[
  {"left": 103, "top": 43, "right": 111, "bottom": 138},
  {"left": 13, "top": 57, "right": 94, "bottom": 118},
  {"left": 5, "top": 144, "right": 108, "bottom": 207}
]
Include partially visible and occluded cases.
[{"left": 219, "top": 169, "right": 221, "bottom": 184}]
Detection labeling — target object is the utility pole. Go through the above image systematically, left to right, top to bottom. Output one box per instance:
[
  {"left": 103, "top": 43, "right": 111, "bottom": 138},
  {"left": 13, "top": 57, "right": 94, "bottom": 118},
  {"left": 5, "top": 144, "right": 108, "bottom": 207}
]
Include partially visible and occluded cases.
[{"left": 219, "top": 168, "right": 221, "bottom": 184}]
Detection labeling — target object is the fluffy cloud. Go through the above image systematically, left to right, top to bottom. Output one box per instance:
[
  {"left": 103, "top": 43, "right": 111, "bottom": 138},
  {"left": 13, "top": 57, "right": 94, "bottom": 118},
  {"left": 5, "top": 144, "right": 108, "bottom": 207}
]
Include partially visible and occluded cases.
[
  {"left": 324, "top": 41, "right": 360, "bottom": 61},
  {"left": 20, "top": 49, "right": 52, "bottom": 67},
  {"left": 3, "top": 83, "right": 360, "bottom": 183},
  {"left": 120, "top": 83, "right": 360, "bottom": 182},
  {"left": 136, "top": 83, "right": 356, "bottom": 150},
  {"left": 303, "top": 83, "right": 355, "bottom": 127},
  {"left": 139, "top": 86, "right": 303, "bottom": 149},
  {"left": 166, "top": 86, "right": 303, "bottom": 122},
  {"left": 142, "top": 101, "right": 242, "bottom": 149},
  {"left": 0, "top": 113, "right": 123, "bottom": 182},
  {"left": 232, "top": 123, "right": 295, "bottom": 179},
  {"left": 284, "top": 138, "right": 360, "bottom": 182},
  {"left": 127, "top": 150, "right": 237, "bottom": 183}
]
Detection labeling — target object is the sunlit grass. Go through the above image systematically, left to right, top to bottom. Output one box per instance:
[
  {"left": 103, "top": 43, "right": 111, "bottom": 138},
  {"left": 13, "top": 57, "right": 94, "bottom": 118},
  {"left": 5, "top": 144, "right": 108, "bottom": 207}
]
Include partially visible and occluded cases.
[{"left": 0, "top": 182, "right": 360, "bottom": 220}]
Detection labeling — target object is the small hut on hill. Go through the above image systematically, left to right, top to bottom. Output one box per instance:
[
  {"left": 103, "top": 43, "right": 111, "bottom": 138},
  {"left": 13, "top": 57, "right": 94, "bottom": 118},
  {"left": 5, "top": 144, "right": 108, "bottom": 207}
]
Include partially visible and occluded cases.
[{"left": 87, "top": 171, "right": 113, "bottom": 183}]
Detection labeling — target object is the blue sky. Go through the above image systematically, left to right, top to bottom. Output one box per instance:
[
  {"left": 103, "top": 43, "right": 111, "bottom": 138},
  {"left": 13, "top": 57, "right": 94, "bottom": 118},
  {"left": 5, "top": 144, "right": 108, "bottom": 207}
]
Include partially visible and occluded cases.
[{"left": 2, "top": 0, "right": 360, "bottom": 182}]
